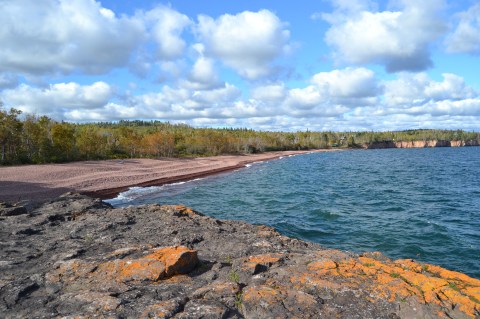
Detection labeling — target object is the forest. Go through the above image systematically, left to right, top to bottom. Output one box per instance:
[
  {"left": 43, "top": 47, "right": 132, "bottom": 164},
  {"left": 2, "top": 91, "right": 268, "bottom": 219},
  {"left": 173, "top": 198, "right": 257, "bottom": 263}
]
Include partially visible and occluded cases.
[{"left": 1, "top": 106, "right": 479, "bottom": 165}]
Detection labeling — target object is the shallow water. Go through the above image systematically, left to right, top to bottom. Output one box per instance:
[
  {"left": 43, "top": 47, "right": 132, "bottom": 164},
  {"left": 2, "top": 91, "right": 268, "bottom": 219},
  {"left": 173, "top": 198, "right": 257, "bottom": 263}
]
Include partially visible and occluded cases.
[{"left": 107, "top": 147, "right": 480, "bottom": 278}]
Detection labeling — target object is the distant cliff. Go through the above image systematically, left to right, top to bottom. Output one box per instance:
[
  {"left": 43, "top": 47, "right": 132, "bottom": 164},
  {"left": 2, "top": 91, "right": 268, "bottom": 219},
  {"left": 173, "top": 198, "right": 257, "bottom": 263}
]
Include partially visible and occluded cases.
[
  {"left": 366, "top": 140, "right": 480, "bottom": 149},
  {"left": 1, "top": 193, "right": 479, "bottom": 318}
]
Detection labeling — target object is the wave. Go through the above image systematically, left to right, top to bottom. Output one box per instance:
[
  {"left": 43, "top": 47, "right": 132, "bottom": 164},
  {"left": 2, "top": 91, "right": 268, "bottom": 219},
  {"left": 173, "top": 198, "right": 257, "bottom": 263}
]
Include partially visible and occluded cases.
[
  {"left": 245, "top": 160, "right": 265, "bottom": 168},
  {"left": 106, "top": 177, "right": 206, "bottom": 204},
  {"left": 107, "top": 186, "right": 164, "bottom": 204}
]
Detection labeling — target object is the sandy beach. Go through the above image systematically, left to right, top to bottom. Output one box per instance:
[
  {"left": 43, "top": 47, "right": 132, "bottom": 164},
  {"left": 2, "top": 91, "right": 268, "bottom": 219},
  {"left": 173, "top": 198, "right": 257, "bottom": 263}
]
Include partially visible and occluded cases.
[{"left": 0, "top": 150, "right": 333, "bottom": 204}]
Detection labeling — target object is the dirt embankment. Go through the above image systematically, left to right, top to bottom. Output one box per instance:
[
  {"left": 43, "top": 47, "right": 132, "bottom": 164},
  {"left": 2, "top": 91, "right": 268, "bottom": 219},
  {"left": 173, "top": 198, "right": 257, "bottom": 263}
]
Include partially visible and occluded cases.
[{"left": 1, "top": 194, "right": 479, "bottom": 318}]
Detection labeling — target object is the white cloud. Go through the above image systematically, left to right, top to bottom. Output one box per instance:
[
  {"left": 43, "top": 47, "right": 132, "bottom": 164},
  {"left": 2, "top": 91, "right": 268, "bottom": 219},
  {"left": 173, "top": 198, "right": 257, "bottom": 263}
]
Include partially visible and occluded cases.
[
  {"left": 0, "top": 0, "right": 144, "bottom": 76},
  {"left": 324, "top": 0, "right": 447, "bottom": 72},
  {"left": 445, "top": 4, "right": 480, "bottom": 54},
  {"left": 145, "top": 6, "right": 192, "bottom": 60},
  {"left": 195, "top": 10, "right": 290, "bottom": 79},
  {"left": 180, "top": 44, "right": 220, "bottom": 90},
  {"left": 189, "top": 57, "right": 217, "bottom": 86},
  {"left": 282, "top": 67, "right": 380, "bottom": 114},
  {"left": 311, "top": 67, "right": 380, "bottom": 98},
  {"left": 1, "top": 69, "right": 479, "bottom": 132},
  {"left": 384, "top": 73, "right": 477, "bottom": 107},
  {"left": 424, "top": 73, "right": 476, "bottom": 101},
  {"left": 1, "top": 82, "right": 114, "bottom": 116},
  {"left": 127, "top": 82, "right": 243, "bottom": 119},
  {"left": 191, "top": 84, "right": 241, "bottom": 105},
  {"left": 251, "top": 84, "right": 287, "bottom": 102},
  {"left": 285, "top": 86, "right": 323, "bottom": 110}
]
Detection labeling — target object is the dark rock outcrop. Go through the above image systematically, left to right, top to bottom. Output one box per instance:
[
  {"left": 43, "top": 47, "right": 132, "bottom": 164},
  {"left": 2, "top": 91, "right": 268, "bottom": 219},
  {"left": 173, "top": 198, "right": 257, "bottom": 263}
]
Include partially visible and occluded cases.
[
  {"left": 1, "top": 194, "right": 479, "bottom": 318},
  {"left": 0, "top": 202, "right": 28, "bottom": 216}
]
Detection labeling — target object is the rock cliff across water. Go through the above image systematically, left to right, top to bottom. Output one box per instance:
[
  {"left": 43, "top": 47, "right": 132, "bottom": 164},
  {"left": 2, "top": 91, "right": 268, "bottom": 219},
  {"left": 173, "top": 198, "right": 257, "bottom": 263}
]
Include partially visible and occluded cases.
[
  {"left": 366, "top": 140, "right": 480, "bottom": 149},
  {"left": 1, "top": 193, "right": 479, "bottom": 318}
]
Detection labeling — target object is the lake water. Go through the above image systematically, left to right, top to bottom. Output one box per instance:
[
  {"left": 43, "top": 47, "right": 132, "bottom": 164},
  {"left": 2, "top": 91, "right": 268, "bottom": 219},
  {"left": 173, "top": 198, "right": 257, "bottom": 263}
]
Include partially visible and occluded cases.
[{"left": 107, "top": 147, "right": 480, "bottom": 279}]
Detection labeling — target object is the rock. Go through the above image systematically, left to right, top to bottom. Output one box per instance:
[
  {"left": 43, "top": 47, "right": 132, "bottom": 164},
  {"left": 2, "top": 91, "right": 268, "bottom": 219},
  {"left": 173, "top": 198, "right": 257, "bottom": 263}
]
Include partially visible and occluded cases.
[
  {"left": 366, "top": 140, "right": 480, "bottom": 149},
  {"left": 0, "top": 193, "right": 479, "bottom": 318},
  {"left": 0, "top": 202, "right": 27, "bottom": 216},
  {"left": 46, "top": 246, "right": 198, "bottom": 293},
  {"left": 240, "top": 253, "right": 283, "bottom": 275},
  {"left": 193, "top": 281, "right": 241, "bottom": 308},
  {"left": 242, "top": 285, "right": 322, "bottom": 318},
  {"left": 140, "top": 297, "right": 188, "bottom": 318},
  {"left": 177, "top": 300, "right": 230, "bottom": 319}
]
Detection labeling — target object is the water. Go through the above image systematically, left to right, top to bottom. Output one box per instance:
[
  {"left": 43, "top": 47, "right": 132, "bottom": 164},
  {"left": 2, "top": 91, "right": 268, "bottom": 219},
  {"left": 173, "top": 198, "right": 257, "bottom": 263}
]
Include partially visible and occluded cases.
[{"left": 107, "top": 148, "right": 480, "bottom": 279}]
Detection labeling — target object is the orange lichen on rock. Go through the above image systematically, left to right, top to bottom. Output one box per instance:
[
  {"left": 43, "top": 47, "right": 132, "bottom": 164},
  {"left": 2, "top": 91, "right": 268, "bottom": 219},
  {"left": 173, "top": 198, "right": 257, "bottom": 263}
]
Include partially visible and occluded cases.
[
  {"left": 169, "top": 205, "right": 196, "bottom": 216},
  {"left": 47, "top": 246, "right": 198, "bottom": 291},
  {"left": 110, "top": 246, "right": 197, "bottom": 282},
  {"left": 144, "top": 246, "right": 198, "bottom": 277},
  {"left": 241, "top": 253, "right": 283, "bottom": 274},
  {"left": 247, "top": 253, "right": 283, "bottom": 265},
  {"left": 290, "top": 253, "right": 480, "bottom": 318},
  {"left": 426, "top": 264, "right": 480, "bottom": 286},
  {"left": 242, "top": 284, "right": 320, "bottom": 317},
  {"left": 243, "top": 285, "right": 279, "bottom": 302}
]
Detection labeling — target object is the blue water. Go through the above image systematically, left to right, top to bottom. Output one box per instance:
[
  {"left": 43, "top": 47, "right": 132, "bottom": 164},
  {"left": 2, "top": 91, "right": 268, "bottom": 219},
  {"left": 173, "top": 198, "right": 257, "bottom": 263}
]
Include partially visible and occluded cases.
[{"left": 107, "top": 148, "right": 480, "bottom": 279}]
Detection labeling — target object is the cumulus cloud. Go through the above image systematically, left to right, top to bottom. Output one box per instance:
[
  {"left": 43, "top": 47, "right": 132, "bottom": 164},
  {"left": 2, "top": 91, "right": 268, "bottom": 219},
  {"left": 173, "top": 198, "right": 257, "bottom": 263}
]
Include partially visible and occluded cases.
[
  {"left": 0, "top": 0, "right": 144, "bottom": 76},
  {"left": 324, "top": 0, "right": 447, "bottom": 72},
  {"left": 0, "top": 1, "right": 195, "bottom": 79},
  {"left": 445, "top": 3, "right": 480, "bottom": 54},
  {"left": 145, "top": 6, "right": 192, "bottom": 60},
  {"left": 195, "top": 10, "right": 290, "bottom": 79},
  {"left": 180, "top": 44, "right": 220, "bottom": 90},
  {"left": 282, "top": 67, "right": 380, "bottom": 114},
  {"left": 311, "top": 67, "right": 381, "bottom": 98},
  {"left": 1, "top": 68, "right": 479, "bottom": 131},
  {"left": 384, "top": 73, "right": 477, "bottom": 107},
  {"left": 1, "top": 82, "right": 114, "bottom": 117},
  {"left": 126, "top": 83, "right": 243, "bottom": 119},
  {"left": 251, "top": 84, "right": 287, "bottom": 103},
  {"left": 285, "top": 86, "right": 323, "bottom": 111}
]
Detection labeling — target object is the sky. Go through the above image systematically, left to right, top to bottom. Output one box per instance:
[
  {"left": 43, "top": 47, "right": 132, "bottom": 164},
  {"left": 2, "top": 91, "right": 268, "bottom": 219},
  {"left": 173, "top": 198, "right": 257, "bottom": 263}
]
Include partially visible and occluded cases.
[{"left": 1, "top": 0, "right": 480, "bottom": 132}]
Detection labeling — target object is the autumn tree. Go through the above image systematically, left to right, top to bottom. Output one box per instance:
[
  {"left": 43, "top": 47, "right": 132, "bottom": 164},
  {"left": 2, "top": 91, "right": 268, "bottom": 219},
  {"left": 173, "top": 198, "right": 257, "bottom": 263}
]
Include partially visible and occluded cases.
[{"left": 142, "top": 131, "right": 175, "bottom": 157}]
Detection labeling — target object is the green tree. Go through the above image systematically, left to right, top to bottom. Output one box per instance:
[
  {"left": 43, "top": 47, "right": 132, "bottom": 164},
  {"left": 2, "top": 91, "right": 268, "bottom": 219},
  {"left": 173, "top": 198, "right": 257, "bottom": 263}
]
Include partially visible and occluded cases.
[
  {"left": 0, "top": 106, "right": 23, "bottom": 163},
  {"left": 51, "top": 122, "right": 76, "bottom": 161}
]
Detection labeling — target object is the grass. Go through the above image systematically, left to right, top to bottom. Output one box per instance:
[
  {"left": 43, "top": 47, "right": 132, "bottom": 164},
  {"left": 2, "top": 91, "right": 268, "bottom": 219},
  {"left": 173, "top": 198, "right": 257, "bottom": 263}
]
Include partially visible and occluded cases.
[
  {"left": 228, "top": 269, "right": 240, "bottom": 283},
  {"left": 234, "top": 292, "right": 243, "bottom": 308}
]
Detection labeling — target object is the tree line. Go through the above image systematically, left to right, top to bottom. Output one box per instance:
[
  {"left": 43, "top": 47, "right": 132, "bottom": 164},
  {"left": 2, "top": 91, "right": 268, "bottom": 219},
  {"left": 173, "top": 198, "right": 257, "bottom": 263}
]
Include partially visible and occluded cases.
[{"left": 1, "top": 106, "right": 479, "bottom": 165}]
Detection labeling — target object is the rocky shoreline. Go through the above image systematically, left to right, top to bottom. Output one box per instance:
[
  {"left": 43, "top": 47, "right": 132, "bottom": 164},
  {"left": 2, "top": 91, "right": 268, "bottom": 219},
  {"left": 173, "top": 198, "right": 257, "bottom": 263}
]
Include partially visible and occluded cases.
[{"left": 1, "top": 193, "right": 479, "bottom": 318}]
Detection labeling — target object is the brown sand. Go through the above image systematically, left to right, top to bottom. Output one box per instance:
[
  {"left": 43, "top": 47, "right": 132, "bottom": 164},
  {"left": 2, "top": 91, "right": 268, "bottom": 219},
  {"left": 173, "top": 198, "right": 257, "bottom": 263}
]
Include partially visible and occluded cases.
[{"left": 0, "top": 150, "right": 334, "bottom": 204}]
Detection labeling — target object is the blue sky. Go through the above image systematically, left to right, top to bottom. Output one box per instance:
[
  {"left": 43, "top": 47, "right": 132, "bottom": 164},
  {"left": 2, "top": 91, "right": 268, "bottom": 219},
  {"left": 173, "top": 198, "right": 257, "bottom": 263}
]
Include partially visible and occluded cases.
[{"left": 1, "top": 0, "right": 479, "bottom": 131}]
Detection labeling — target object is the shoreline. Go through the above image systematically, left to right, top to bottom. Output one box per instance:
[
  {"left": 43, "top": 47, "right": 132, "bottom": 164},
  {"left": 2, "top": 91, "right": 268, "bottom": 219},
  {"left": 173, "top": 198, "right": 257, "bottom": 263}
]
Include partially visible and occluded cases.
[
  {"left": 0, "top": 149, "right": 337, "bottom": 204},
  {"left": 1, "top": 193, "right": 479, "bottom": 318}
]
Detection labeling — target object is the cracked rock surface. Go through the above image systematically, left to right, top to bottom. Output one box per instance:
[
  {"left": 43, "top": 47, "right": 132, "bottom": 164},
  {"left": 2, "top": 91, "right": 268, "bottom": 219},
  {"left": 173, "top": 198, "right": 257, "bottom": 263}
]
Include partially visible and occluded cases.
[{"left": 1, "top": 193, "right": 479, "bottom": 318}]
